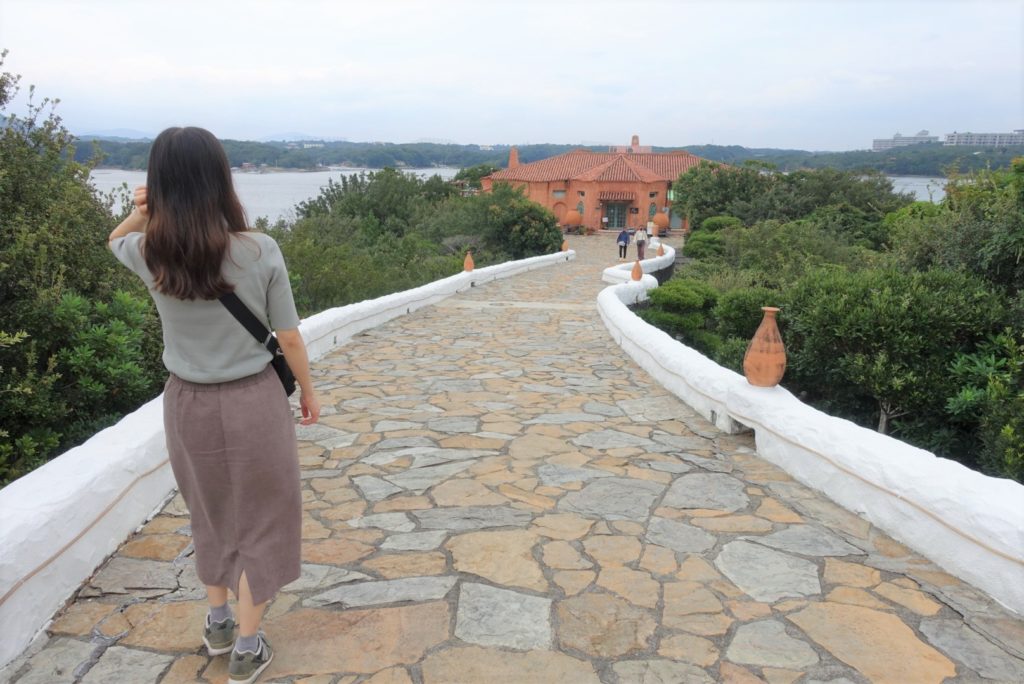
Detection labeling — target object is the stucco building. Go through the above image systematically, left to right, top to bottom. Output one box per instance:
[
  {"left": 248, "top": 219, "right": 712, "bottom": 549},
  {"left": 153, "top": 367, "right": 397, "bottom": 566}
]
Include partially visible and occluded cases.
[
  {"left": 871, "top": 130, "right": 939, "bottom": 151},
  {"left": 944, "top": 130, "right": 1024, "bottom": 146},
  {"left": 480, "top": 135, "right": 705, "bottom": 231}
]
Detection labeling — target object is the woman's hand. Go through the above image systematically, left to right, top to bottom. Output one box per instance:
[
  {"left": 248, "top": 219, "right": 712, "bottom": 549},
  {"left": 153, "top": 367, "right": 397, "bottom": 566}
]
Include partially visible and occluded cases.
[
  {"left": 107, "top": 186, "right": 150, "bottom": 244},
  {"left": 133, "top": 186, "right": 148, "bottom": 216},
  {"left": 276, "top": 328, "right": 318, "bottom": 425},
  {"left": 299, "top": 390, "right": 321, "bottom": 425}
]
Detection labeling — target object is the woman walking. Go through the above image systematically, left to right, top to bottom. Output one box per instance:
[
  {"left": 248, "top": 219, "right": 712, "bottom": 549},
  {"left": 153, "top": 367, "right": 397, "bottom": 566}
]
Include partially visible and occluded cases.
[
  {"left": 108, "top": 127, "right": 319, "bottom": 684},
  {"left": 635, "top": 225, "right": 649, "bottom": 260},
  {"left": 616, "top": 228, "right": 630, "bottom": 260}
]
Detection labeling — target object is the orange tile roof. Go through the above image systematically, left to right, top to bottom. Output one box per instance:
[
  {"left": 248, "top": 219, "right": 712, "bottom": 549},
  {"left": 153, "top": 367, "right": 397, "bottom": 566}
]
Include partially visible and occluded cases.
[
  {"left": 487, "top": 149, "right": 704, "bottom": 183},
  {"left": 598, "top": 191, "right": 637, "bottom": 201}
]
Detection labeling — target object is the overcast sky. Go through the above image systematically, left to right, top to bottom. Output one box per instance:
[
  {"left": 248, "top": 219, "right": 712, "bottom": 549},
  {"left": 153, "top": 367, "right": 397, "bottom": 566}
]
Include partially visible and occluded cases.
[{"left": 1, "top": 0, "right": 1021, "bottom": 150}]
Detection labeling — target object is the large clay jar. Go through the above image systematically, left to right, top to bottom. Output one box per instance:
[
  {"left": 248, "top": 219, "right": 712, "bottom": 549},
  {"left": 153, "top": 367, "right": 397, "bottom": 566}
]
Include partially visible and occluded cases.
[{"left": 743, "top": 307, "right": 786, "bottom": 387}]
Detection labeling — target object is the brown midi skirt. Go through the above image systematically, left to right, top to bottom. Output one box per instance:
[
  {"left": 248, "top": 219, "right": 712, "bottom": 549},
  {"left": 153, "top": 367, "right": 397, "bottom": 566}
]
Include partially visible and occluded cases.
[{"left": 163, "top": 364, "right": 301, "bottom": 605}]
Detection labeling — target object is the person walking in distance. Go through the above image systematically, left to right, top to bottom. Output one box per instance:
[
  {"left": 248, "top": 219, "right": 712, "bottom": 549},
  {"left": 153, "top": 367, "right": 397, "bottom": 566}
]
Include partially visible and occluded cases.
[
  {"left": 108, "top": 127, "right": 319, "bottom": 684},
  {"left": 635, "top": 225, "right": 649, "bottom": 260},
  {"left": 616, "top": 227, "right": 630, "bottom": 260}
]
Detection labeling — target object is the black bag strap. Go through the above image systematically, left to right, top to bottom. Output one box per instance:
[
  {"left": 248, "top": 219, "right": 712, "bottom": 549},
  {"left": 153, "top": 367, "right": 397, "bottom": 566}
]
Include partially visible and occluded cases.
[{"left": 219, "top": 292, "right": 274, "bottom": 350}]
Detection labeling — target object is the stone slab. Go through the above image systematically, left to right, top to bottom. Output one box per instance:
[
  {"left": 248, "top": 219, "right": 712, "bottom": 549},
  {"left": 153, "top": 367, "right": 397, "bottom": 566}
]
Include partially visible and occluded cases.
[
  {"left": 571, "top": 429, "right": 655, "bottom": 450},
  {"left": 537, "top": 464, "right": 613, "bottom": 486},
  {"left": 662, "top": 473, "right": 749, "bottom": 512},
  {"left": 352, "top": 476, "right": 403, "bottom": 502},
  {"left": 559, "top": 477, "right": 665, "bottom": 521},
  {"left": 413, "top": 506, "right": 533, "bottom": 531},
  {"left": 645, "top": 517, "right": 716, "bottom": 553},
  {"left": 748, "top": 525, "right": 862, "bottom": 557},
  {"left": 380, "top": 531, "right": 449, "bottom": 551},
  {"left": 715, "top": 541, "right": 820, "bottom": 602},
  {"left": 81, "top": 557, "right": 179, "bottom": 598},
  {"left": 283, "top": 564, "right": 370, "bottom": 593},
  {"left": 305, "top": 576, "right": 457, "bottom": 608},
  {"left": 455, "top": 582, "right": 552, "bottom": 650},
  {"left": 556, "top": 593, "right": 657, "bottom": 658},
  {"left": 788, "top": 603, "right": 956, "bottom": 684},
  {"left": 266, "top": 604, "right": 449, "bottom": 676},
  {"left": 920, "top": 618, "right": 1024, "bottom": 681},
  {"left": 726, "top": 619, "right": 819, "bottom": 669},
  {"left": 11, "top": 638, "right": 95, "bottom": 684},
  {"left": 80, "top": 646, "right": 173, "bottom": 683},
  {"left": 420, "top": 646, "right": 600, "bottom": 684},
  {"left": 612, "top": 659, "right": 715, "bottom": 684}
]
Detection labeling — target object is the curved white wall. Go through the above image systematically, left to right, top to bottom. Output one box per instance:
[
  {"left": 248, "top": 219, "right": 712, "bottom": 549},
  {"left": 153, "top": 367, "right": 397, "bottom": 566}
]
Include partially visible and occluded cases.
[
  {"left": 601, "top": 238, "right": 675, "bottom": 284},
  {"left": 0, "top": 248, "right": 575, "bottom": 669},
  {"left": 597, "top": 259, "right": 1024, "bottom": 615}
]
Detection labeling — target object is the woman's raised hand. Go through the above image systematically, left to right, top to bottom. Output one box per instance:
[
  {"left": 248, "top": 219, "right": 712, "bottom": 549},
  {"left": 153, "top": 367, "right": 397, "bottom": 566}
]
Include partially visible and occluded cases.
[{"left": 134, "top": 186, "right": 148, "bottom": 216}]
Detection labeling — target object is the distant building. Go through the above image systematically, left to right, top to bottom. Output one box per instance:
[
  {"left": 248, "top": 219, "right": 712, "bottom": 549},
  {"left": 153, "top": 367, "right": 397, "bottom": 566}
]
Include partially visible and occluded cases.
[
  {"left": 872, "top": 130, "right": 939, "bottom": 151},
  {"left": 944, "top": 130, "right": 1024, "bottom": 146},
  {"left": 609, "top": 134, "right": 653, "bottom": 154},
  {"left": 480, "top": 135, "right": 705, "bottom": 231},
  {"left": 302, "top": 142, "right": 324, "bottom": 149}
]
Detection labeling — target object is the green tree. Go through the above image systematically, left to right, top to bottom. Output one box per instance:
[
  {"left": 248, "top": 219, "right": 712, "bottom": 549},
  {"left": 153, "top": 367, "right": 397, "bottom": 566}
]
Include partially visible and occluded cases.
[
  {"left": 0, "top": 53, "right": 164, "bottom": 484},
  {"left": 671, "top": 160, "right": 775, "bottom": 228},
  {"left": 889, "top": 162, "right": 1024, "bottom": 299},
  {"left": 453, "top": 163, "right": 500, "bottom": 190},
  {"left": 475, "top": 183, "right": 562, "bottom": 259},
  {"left": 700, "top": 215, "right": 742, "bottom": 232},
  {"left": 782, "top": 268, "right": 1005, "bottom": 447},
  {"left": 947, "top": 331, "right": 1024, "bottom": 481}
]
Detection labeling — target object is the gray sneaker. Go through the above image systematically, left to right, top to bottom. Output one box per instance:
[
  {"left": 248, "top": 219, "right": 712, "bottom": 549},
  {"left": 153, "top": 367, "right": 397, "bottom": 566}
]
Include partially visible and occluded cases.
[
  {"left": 202, "top": 613, "right": 236, "bottom": 656},
  {"left": 228, "top": 632, "right": 274, "bottom": 684}
]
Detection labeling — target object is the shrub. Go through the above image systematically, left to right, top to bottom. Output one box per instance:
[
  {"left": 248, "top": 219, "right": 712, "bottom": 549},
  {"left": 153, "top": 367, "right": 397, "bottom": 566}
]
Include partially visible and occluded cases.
[
  {"left": 701, "top": 215, "right": 742, "bottom": 232},
  {"left": 683, "top": 231, "right": 725, "bottom": 260},
  {"left": 782, "top": 267, "right": 1006, "bottom": 457},
  {"left": 640, "top": 279, "right": 722, "bottom": 356},
  {"left": 713, "top": 287, "right": 778, "bottom": 340},
  {"left": 947, "top": 332, "right": 1024, "bottom": 482}
]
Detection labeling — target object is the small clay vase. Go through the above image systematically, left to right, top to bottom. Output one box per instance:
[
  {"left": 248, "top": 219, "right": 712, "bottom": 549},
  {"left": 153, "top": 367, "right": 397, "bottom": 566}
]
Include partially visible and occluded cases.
[{"left": 743, "top": 307, "right": 786, "bottom": 387}]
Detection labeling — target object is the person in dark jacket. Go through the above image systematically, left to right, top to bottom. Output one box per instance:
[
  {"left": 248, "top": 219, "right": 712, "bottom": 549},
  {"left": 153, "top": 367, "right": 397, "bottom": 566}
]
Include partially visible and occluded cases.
[{"left": 616, "top": 228, "right": 630, "bottom": 260}]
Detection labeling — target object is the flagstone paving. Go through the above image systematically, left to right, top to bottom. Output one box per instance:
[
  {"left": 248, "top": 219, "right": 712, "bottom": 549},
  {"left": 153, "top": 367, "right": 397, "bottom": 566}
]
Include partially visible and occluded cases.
[{"left": 5, "top": 234, "right": 1024, "bottom": 683}]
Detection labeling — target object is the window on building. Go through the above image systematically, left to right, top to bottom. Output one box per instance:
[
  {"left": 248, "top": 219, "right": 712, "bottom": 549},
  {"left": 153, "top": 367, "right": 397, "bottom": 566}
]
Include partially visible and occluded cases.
[
  {"left": 553, "top": 190, "right": 566, "bottom": 199},
  {"left": 578, "top": 191, "right": 586, "bottom": 197},
  {"left": 649, "top": 191, "right": 658, "bottom": 198},
  {"left": 576, "top": 201, "right": 584, "bottom": 216},
  {"left": 649, "top": 202, "right": 657, "bottom": 218}
]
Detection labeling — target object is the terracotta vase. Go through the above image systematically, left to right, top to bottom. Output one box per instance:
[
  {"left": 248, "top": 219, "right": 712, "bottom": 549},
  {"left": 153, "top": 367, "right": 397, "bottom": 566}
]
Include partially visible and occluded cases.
[{"left": 743, "top": 307, "right": 786, "bottom": 387}]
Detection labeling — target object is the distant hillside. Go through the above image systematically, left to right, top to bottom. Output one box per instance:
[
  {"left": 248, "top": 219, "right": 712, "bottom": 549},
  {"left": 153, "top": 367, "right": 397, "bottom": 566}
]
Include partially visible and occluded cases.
[
  {"left": 78, "top": 129, "right": 153, "bottom": 142},
  {"left": 76, "top": 137, "right": 1023, "bottom": 177},
  {"left": 683, "top": 143, "right": 1024, "bottom": 176}
]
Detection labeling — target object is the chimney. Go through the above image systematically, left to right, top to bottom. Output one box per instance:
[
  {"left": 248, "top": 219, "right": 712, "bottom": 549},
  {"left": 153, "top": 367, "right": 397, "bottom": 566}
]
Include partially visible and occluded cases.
[
  {"left": 631, "top": 134, "right": 640, "bottom": 152},
  {"left": 508, "top": 147, "right": 520, "bottom": 168}
]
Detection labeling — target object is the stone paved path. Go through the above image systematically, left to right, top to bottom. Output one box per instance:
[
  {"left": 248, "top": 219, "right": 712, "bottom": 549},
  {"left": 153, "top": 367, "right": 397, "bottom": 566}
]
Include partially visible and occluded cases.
[{"left": 6, "top": 234, "right": 1024, "bottom": 684}]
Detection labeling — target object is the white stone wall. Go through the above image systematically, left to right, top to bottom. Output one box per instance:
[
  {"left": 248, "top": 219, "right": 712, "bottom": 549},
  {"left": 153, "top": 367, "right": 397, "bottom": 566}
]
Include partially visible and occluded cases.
[
  {"left": 601, "top": 239, "right": 675, "bottom": 284},
  {"left": 0, "top": 249, "right": 575, "bottom": 669},
  {"left": 597, "top": 266, "right": 1024, "bottom": 616}
]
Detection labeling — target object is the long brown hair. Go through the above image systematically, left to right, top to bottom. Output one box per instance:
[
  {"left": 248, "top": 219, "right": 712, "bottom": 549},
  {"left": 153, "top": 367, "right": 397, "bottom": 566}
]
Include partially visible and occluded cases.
[{"left": 143, "top": 127, "right": 248, "bottom": 300}]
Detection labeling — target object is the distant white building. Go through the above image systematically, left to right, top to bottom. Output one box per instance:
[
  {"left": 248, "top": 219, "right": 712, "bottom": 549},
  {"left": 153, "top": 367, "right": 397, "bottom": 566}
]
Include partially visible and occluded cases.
[
  {"left": 872, "top": 130, "right": 939, "bottom": 151},
  {"left": 944, "top": 130, "right": 1024, "bottom": 146}
]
